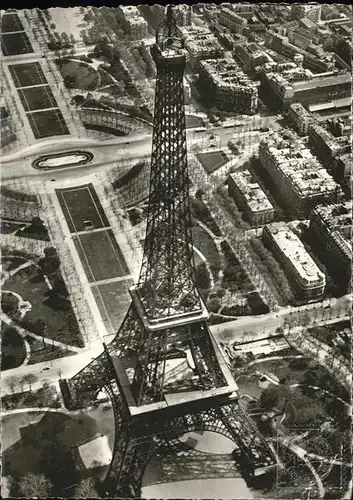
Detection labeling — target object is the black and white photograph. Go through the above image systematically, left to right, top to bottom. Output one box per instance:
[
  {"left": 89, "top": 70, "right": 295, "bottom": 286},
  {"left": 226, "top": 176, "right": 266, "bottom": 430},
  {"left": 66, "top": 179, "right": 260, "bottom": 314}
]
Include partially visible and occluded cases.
[{"left": 0, "top": 3, "right": 352, "bottom": 499}]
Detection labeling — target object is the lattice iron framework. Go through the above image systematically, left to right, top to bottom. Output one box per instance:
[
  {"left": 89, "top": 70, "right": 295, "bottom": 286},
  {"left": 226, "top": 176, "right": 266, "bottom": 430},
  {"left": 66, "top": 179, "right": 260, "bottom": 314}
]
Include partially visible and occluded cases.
[
  {"left": 62, "top": 6, "right": 278, "bottom": 498},
  {"left": 135, "top": 24, "right": 201, "bottom": 321}
]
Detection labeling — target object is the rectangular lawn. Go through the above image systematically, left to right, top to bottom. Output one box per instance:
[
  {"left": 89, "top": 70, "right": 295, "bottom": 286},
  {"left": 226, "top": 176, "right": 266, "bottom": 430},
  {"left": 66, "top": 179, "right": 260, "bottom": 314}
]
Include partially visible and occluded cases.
[
  {"left": 1, "top": 13, "right": 24, "bottom": 33},
  {"left": 1, "top": 32, "right": 33, "bottom": 56},
  {"left": 9, "top": 62, "right": 48, "bottom": 88},
  {"left": 18, "top": 86, "right": 58, "bottom": 112},
  {"left": 27, "top": 109, "right": 69, "bottom": 139},
  {"left": 197, "top": 150, "right": 229, "bottom": 175},
  {"left": 56, "top": 184, "right": 110, "bottom": 233},
  {"left": 73, "top": 229, "right": 129, "bottom": 282},
  {"left": 91, "top": 279, "right": 134, "bottom": 334}
]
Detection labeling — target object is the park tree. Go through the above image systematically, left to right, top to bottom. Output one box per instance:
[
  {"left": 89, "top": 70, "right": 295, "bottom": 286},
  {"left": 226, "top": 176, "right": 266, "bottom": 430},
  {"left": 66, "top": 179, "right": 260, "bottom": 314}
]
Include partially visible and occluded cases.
[
  {"left": 64, "top": 74, "right": 76, "bottom": 89},
  {"left": 71, "top": 94, "right": 85, "bottom": 106},
  {"left": 217, "top": 110, "right": 225, "bottom": 122},
  {"left": 39, "top": 247, "right": 60, "bottom": 275},
  {"left": 195, "top": 263, "right": 211, "bottom": 291},
  {"left": 53, "top": 276, "right": 69, "bottom": 298},
  {"left": 217, "top": 288, "right": 226, "bottom": 299},
  {"left": 1, "top": 293, "right": 19, "bottom": 318},
  {"left": 208, "top": 298, "right": 221, "bottom": 313},
  {"left": 300, "top": 312, "right": 311, "bottom": 328},
  {"left": 283, "top": 315, "right": 298, "bottom": 333},
  {"left": 22, "top": 374, "right": 38, "bottom": 391},
  {"left": 6, "top": 376, "right": 18, "bottom": 395},
  {"left": 37, "top": 383, "right": 57, "bottom": 407},
  {"left": 259, "top": 386, "right": 280, "bottom": 410},
  {"left": 17, "top": 473, "right": 52, "bottom": 498},
  {"left": 74, "top": 478, "right": 100, "bottom": 498}
]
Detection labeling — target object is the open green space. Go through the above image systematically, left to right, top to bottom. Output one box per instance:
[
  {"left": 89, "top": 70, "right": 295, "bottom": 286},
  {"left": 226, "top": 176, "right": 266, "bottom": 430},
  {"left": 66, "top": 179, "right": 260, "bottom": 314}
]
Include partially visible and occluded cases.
[
  {"left": 1, "top": 13, "right": 24, "bottom": 33},
  {"left": 1, "top": 32, "right": 33, "bottom": 56},
  {"left": 57, "top": 59, "right": 98, "bottom": 91},
  {"left": 9, "top": 62, "right": 47, "bottom": 88},
  {"left": 97, "top": 68, "right": 115, "bottom": 88},
  {"left": 18, "top": 86, "right": 58, "bottom": 112},
  {"left": 27, "top": 109, "right": 70, "bottom": 139},
  {"left": 186, "top": 114, "right": 205, "bottom": 129},
  {"left": 197, "top": 150, "right": 229, "bottom": 175},
  {"left": 56, "top": 184, "right": 109, "bottom": 233},
  {"left": 17, "top": 218, "right": 50, "bottom": 241},
  {"left": 73, "top": 229, "right": 129, "bottom": 283},
  {"left": 221, "top": 240, "right": 253, "bottom": 293},
  {"left": 2, "top": 250, "right": 37, "bottom": 271},
  {"left": 4, "top": 264, "right": 83, "bottom": 348},
  {"left": 91, "top": 279, "right": 133, "bottom": 334},
  {"left": 26, "top": 336, "right": 75, "bottom": 365},
  {"left": 235, "top": 353, "right": 350, "bottom": 440},
  {"left": 248, "top": 357, "right": 310, "bottom": 385}
]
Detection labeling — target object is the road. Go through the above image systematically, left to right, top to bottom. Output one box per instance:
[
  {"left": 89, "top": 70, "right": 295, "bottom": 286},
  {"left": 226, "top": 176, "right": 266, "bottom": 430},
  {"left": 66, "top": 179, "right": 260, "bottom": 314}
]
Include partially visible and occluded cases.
[
  {"left": 1, "top": 116, "right": 280, "bottom": 181},
  {"left": 1, "top": 133, "right": 152, "bottom": 181},
  {"left": 212, "top": 294, "right": 351, "bottom": 343},
  {"left": 1, "top": 295, "right": 350, "bottom": 397}
]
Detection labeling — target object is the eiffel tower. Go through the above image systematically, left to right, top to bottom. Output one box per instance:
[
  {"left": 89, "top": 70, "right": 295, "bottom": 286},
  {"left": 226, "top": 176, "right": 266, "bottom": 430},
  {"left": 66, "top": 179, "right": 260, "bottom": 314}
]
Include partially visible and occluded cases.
[{"left": 61, "top": 6, "right": 277, "bottom": 497}]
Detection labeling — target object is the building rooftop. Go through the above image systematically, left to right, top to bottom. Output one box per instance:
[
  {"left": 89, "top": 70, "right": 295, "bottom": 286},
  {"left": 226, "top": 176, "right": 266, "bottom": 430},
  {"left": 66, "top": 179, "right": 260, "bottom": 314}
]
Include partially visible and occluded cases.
[
  {"left": 119, "top": 5, "right": 147, "bottom": 26},
  {"left": 180, "top": 25, "right": 222, "bottom": 56},
  {"left": 200, "top": 58, "right": 258, "bottom": 91},
  {"left": 292, "top": 72, "right": 350, "bottom": 91},
  {"left": 289, "top": 102, "right": 313, "bottom": 120},
  {"left": 260, "top": 133, "right": 339, "bottom": 198},
  {"left": 229, "top": 170, "right": 274, "bottom": 214},
  {"left": 313, "top": 201, "right": 352, "bottom": 234},
  {"left": 312, "top": 202, "right": 352, "bottom": 258},
  {"left": 266, "top": 222, "right": 325, "bottom": 283}
]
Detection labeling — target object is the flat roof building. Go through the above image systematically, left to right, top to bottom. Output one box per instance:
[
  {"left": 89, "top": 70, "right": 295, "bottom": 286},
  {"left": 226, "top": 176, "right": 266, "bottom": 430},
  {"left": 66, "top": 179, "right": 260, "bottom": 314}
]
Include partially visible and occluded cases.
[
  {"left": 291, "top": 4, "right": 321, "bottom": 23},
  {"left": 117, "top": 6, "right": 148, "bottom": 40},
  {"left": 219, "top": 7, "right": 248, "bottom": 34},
  {"left": 178, "top": 25, "right": 223, "bottom": 66},
  {"left": 198, "top": 58, "right": 258, "bottom": 114},
  {"left": 261, "top": 68, "right": 351, "bottom": 110},
  {"left": 287, "top": 102, "right": 314, "bottom": 135},
  {"left": 308, "top": 122, "right": 351, "bottom": 167},
  {"left": 259, "top": 132, "right": 342, "bottom": 217},
  {"left": 228, "top": 170, "right": 274, "bottom": 226},
  {"left": 309, "top": 202, "right": 351, "bottom": 289},
  {"left": 263, "top": 222, "right": 325, "bottom": 300}
]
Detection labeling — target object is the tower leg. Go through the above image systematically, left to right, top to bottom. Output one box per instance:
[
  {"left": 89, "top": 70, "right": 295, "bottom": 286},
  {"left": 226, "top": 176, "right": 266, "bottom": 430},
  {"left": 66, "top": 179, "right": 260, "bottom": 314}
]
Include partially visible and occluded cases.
[{"left": 103, "top": 423, "right": 155, "bottom": 498}]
